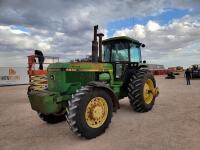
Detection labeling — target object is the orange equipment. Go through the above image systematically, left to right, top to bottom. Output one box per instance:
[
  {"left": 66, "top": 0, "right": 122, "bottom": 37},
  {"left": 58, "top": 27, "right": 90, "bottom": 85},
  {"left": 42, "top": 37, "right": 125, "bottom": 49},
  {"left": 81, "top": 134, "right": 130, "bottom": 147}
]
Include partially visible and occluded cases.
[{"left": 27, "top": 54, "right": 59, "bottom": 91}]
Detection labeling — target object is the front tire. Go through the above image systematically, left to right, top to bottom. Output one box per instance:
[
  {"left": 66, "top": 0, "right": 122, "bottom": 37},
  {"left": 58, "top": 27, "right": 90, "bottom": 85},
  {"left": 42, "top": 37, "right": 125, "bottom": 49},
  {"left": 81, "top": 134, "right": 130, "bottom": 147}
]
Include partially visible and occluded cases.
[
  {"left": 128, "top": 70, "right": 156, "bottom": 112},
  {"left": 66, "top": 86, "right": 113, "bottom": 139}
]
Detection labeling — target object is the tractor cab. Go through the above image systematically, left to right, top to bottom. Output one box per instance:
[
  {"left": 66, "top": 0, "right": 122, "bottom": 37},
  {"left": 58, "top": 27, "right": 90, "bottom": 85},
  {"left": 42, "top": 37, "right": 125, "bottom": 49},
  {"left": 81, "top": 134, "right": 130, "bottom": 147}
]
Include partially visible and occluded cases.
[{"left": 102, "top": 36, "right": 145, "bottom": 79}]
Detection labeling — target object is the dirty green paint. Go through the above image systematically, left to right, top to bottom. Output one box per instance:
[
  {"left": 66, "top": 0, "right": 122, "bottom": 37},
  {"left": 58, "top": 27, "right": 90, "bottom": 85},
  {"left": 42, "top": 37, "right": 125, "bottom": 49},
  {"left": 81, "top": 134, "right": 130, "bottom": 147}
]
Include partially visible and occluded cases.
[
  {"left": 28, "top": 62, "right": 116, "bottom": 115},
  {"left": 99, "top": 73, "right": 110, "bottom": 81},
  {"left": 28, "top": 91, "right": 63, "bottom": 114}
]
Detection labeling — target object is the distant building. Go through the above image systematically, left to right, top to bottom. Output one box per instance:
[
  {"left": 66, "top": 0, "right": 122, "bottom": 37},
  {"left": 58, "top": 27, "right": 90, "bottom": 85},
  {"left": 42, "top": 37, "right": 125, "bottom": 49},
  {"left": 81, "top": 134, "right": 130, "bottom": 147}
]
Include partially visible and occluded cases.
[{"left": 147, "top": 64, "right": 165, "bottom": 70}]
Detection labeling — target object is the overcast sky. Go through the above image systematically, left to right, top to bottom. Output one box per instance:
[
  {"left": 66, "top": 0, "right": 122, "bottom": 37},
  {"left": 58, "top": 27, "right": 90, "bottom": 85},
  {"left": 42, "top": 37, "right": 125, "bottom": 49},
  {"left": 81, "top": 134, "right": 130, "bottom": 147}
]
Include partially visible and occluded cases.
[{"left": 0, "top": 0, "right": 200, "bottom": 68}]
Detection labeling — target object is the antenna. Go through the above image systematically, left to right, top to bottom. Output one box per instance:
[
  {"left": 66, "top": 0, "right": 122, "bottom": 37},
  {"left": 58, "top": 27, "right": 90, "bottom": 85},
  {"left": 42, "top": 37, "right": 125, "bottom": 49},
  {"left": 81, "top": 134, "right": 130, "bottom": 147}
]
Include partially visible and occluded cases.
[{"left": 132, "top": 17, "right": 136, "bottom": 38}]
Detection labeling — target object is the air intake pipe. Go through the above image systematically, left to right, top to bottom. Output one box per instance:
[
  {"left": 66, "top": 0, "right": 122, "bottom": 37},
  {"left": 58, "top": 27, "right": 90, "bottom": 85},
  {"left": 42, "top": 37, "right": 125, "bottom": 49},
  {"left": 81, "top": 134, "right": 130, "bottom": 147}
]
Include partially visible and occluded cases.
[{"left": 97, "top": 33, "right": 104, "bottom": 62}]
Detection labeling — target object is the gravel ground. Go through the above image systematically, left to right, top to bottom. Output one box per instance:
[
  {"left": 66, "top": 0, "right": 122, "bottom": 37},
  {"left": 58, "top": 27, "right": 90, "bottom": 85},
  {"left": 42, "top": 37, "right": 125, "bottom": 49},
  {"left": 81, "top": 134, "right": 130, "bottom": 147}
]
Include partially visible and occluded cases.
[{"left": 0, "top": 75, "right": 200, "bottom": 150}]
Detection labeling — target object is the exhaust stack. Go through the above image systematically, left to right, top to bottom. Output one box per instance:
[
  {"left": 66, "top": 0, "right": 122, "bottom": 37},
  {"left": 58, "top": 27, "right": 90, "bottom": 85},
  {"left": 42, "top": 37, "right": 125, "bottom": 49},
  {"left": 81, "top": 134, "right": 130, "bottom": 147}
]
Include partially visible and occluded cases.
[{"left": 92, "top": 25, "right": 99, "bottom": 62}]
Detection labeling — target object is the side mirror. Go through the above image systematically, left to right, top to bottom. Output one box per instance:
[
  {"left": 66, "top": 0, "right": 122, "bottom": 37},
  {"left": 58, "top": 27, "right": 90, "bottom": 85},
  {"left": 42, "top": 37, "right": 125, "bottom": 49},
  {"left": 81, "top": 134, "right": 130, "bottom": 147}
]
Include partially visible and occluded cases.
[
  {"left": 141, "top": 44, "right": 145, "bottom": 48},
  {"left": 143, "top": 60, "right": 146, "bottom": 64}
]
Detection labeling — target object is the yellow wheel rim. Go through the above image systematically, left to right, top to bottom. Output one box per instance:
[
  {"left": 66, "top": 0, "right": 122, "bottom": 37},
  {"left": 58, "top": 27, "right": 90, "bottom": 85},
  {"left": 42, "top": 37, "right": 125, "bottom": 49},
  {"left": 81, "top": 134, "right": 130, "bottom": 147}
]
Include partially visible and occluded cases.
[
  {"left": 143, "top": 79, "right": 154, "bottom": 104},
  {"left": 85, "top": 97, "right": 108, "bottom": 128}
]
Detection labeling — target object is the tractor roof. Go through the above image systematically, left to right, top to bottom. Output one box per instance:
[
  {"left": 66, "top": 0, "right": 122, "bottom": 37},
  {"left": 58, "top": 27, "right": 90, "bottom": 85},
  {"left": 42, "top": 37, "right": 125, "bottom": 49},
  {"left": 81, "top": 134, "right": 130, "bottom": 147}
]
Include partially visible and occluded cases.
[{"left": 102, "top": 36, "right": 141, "bottom": 45}]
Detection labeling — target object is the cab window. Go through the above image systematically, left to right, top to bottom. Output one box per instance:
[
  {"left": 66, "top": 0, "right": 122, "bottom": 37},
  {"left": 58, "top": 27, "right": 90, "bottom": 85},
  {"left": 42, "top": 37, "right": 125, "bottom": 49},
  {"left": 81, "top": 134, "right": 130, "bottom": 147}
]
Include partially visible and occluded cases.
[
  {"left": 103, "top": 42, "right": 129, "bottom": 62},
  {"left": 103, "top": 44, "right": 110, "bottom": 62},
  {"left": 130, "top": 45, "right": 141, "bottom": 62}
]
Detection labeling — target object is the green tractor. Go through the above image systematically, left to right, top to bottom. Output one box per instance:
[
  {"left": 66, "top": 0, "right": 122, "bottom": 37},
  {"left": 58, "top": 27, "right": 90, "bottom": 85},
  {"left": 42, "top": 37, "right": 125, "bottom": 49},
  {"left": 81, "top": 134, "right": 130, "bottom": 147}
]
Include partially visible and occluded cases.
[{"left": 28, "top": 25, "right": 159, "bottom": 139}]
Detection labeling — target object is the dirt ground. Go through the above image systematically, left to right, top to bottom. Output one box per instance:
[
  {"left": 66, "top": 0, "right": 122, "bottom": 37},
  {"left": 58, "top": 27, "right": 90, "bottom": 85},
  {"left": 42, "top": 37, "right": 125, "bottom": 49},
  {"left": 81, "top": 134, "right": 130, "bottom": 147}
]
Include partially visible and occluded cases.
[{"left": 0, "top": 75, "right": 200, "bottom": 150}]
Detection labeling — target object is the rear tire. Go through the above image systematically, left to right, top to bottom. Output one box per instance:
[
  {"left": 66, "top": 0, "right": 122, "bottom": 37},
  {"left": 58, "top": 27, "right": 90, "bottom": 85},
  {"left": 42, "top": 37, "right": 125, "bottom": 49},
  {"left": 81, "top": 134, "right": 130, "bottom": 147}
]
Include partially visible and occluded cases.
[
  {"left": 128, "top": 69, "right": 156, "bottom": 112},
  {"left": 66, "top": 86, "right": 113, "bottom": 139},
  {"left": 38, "top": 113, "right": 66, "bottom": 124}
]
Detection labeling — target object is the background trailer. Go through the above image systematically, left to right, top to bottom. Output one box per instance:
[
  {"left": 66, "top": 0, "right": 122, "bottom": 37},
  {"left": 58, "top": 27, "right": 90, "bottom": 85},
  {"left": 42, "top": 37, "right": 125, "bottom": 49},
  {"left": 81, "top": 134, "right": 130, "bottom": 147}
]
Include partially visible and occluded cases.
[{"left": 0, "top": 67, "right": 28, "bottom": 86}]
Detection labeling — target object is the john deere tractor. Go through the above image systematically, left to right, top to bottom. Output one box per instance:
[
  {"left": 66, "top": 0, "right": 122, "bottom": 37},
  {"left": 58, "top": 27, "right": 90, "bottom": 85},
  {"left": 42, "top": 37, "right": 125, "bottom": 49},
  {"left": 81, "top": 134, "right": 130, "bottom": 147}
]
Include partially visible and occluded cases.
[{"left": 28, "top": 25, "right": 159, "bottom": 139}]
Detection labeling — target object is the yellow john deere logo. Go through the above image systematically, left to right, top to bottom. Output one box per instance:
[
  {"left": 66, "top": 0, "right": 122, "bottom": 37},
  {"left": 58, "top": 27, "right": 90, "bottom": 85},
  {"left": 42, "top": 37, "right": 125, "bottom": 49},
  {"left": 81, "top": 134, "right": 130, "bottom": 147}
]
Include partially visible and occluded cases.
[{"left": 9, "top": 68, "right": 16, "bottom": 75}]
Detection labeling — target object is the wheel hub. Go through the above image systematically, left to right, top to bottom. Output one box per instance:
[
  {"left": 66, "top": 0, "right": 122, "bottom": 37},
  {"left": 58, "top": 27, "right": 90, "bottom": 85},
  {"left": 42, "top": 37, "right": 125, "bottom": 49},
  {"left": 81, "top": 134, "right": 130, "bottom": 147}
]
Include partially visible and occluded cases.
[
  {"left": 143, "top": 79, "right": 154, "bottom": 104},
  {"left": 85, "top": 97, "right": 108, "bottom": 128},
  {"left": 92, "top": 106, "right": 103, "bottom": 119}
]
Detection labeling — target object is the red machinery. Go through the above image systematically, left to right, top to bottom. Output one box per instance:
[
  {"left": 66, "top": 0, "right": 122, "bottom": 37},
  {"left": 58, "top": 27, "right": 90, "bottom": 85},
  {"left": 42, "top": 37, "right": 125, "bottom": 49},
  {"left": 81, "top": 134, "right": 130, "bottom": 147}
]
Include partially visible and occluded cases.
[{"left": 27, "top": 54, "right": 59, "bottom": 91}]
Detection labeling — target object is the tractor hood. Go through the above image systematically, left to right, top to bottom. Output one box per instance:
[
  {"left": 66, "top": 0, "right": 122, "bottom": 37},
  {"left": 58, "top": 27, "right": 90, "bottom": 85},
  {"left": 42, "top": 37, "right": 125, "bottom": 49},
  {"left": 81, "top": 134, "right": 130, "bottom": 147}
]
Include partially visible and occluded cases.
[
  {"left": 47, "top": 62, "right": 113, "bottom": 93},
  {"left": 48, "top": 62, "right": 113, "bottom": 72},
  {"left": 48, "top": 63, "right": 69, "bottom": 69}
]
